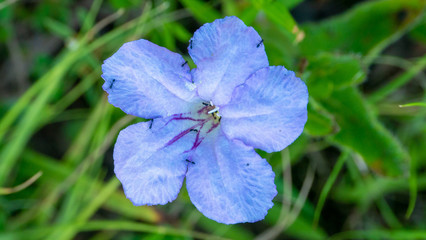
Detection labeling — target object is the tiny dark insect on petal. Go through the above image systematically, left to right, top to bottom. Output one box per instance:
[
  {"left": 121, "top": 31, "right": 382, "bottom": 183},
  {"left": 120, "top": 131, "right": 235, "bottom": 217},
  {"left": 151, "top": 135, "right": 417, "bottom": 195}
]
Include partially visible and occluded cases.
[
  {"left": 189, "top": 39, "right": 193, "bottom": 49},
  {"left": 256, "top": 39, "right": 263, "bottom": 48},
  {"left": 181, "top": 61, "right": 188, "bottom": 67},
  {"left": 109, "top": 79, "right": 116, "bottom": 89},
  {"left": 202, "top": 102, "right": 209, "bottom": 106},
  {"left": 149, "top": 119, "right": 154, "bottom": 129},
  {"left": 190, "top": 129, "right": 199, "bottom": 132},
  {"left": 186, "top": 159, "right": 195, "bottom": 164},
  {"left": 246, "top": 163, "right": 250, "bottom": 166}
]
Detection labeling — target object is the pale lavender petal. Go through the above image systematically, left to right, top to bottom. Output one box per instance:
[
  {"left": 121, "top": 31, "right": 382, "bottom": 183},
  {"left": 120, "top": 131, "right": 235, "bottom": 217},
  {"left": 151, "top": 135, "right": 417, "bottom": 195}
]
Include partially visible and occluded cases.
[
  {"left": 188, "top": 16, "right": 268, "bottom": 105},
  {"left": 102, "top": 39, "right": 198, "bottom": 119},
  {"left": 220, "top": 66, "right": 308, "bottom": 153},
  {"left": 114, "top": 117, "right": 196, "bottom": 205},
  {"left": 186, "top": 130, "right": 277, "bottom": 224}
]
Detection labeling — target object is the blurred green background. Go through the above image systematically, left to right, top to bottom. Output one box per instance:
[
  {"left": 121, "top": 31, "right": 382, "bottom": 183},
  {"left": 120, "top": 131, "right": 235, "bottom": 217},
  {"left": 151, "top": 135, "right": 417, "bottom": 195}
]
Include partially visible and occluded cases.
[{"left": 0, "top": 0, "right": 425, "bottom": 239}]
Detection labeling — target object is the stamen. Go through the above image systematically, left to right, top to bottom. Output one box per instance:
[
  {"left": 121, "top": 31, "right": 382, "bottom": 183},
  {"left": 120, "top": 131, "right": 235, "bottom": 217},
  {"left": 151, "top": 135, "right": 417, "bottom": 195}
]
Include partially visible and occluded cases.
[{"left": 208, "top": 107, "right": 220, "bottom": 114}]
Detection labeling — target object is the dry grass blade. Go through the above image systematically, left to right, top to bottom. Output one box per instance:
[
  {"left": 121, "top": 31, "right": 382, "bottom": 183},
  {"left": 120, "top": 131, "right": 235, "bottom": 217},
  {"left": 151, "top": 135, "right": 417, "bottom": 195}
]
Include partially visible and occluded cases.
[{"left": 0, "top": 171, "right": 43, "bottom": 195}]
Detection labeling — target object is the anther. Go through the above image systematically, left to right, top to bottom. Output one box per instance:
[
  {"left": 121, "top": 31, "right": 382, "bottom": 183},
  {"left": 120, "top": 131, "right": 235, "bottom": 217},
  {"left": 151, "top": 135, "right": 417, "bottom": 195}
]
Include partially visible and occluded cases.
[{"left": 208, "top": 107, "right": 219, "bottom": 114}]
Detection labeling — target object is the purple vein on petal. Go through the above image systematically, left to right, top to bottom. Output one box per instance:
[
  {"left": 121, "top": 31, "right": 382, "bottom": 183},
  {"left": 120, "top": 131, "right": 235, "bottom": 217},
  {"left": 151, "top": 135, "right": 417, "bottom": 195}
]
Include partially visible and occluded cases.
[
  {"left": 165, "top": 113, "right": 206, "bottom": 126},
  {"left": 164, "top": 120, "right": 206, "bottom": 148},
  {"left": 187, "top": 130, "right": 204, "bottom": 153}
]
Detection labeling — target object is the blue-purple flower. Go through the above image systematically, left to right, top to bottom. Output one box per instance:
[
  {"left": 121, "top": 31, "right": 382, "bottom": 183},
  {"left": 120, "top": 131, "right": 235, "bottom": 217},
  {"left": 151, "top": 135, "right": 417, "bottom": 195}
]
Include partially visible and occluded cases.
[{"left": 101, "top": 16, "right": 308, "bottom": 224}]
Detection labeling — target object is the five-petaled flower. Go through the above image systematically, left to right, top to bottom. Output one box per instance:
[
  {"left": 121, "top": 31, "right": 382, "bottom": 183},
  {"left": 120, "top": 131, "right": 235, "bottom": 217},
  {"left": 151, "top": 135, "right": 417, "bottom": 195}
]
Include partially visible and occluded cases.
[{"left": 101, "top": 16, "right": 308, "bottom": 224}]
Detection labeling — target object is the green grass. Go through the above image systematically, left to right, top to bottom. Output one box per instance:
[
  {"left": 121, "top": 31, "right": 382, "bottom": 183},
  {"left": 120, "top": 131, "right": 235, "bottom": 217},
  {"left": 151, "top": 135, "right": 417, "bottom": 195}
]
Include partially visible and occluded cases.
[{"left": 0, "top": 0, "right": 425, "bottom": 239}]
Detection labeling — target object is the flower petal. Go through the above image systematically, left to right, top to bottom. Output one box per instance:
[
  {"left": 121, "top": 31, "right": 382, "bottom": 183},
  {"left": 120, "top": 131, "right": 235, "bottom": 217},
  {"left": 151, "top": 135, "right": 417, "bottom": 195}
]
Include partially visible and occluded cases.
[
  {"left": 189, "top": 16, "right": 268, "bottom": 105},
  {"left": 102, "top": 39, "right": 198, "bottom": 119},
  {"left": 220, "top": 66, "right": 308, "bottom": 153},
  {"left": 114, "top": 117, "right": 196, "bottom": 205},
  {"left": 186, "top": 130, "right": 277, "bottom": 224}
]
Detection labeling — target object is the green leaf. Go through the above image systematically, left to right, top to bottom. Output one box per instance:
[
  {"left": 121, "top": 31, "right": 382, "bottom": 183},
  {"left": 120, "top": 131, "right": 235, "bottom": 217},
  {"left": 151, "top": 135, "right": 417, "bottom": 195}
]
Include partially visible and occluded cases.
[
  {"left": 108, "top": 0, "right": 143, "bottom": 9},
  {"left": 179, "top": 0, "right": 221, "bottom": 23},
  {"left": 221, "top": 0, "right": 238, "bottom": 16},
  {"left": 252, "top": 0, "right": 304, "bottom": 10},
  {"left": 254, "top": 0, "right": 302, "bottom": 43},
  {"left": 282, "top": 0, "right": 304, "bottom": 9},
  {"left": 300, "top": 0, "right": 425, "bottom": 56},
  {"left": 33, "top": 1, "right": 71, "bottom": 31},
  {"left": 0, "top": 5, "right": 13, "bottom": 42},
  {"left": 237, "top": 5, "right": 258, "bottom": 26},
  {"left": 409, "top": 13, "right": 426, "bottom": 44},
  {"left": 43, "top": 18, "right": 75, "bottom": 39},
  {"left": 167, "top": 22, "right": 192, "bottom": 42},
  {"left": 156, "top": 23, "right": 176, "bottom": 50},
  {"left": 258, "top": 23, "right": 297, "bottom": 67},
  {"left": 304, "top": 53, "right": 365, "bottom": 99},
  {"left": 311, "top": 53, "right": 365, "bottom": 88},
  {"left": 368, "top": 55, "right": 426, "bottom": 103},
  {"left": 322, "top": 87, "right": 408, "bottom": 176},
  {"left": 305, "top": 98, "right": 335, "bottom": 137},
  {"left": 399, "top": 102, "right": 426, "bottom": 108},
  {"left": 21, "top": 149, "right": 160, "bottom": 223},
  {"left": 313, "top": 151, "right": 349, "bottom": 227},
  {"left": 333, "top": 174, "right": 426, "bottom": 205},
  {"left": 265, "top": 203, "right": 328, "bottom": 240},
  {"left": 195, "top": 212, "right": 255, "bottom": 240},
  {"left": 0, "top": 220, "right": 224, "bottom": 240},
  {"left": 329, "top": 229, "right": 426, "bottom": 240}
]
